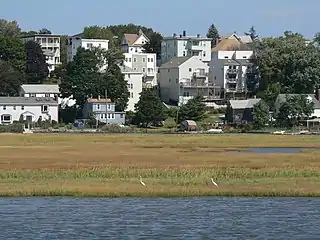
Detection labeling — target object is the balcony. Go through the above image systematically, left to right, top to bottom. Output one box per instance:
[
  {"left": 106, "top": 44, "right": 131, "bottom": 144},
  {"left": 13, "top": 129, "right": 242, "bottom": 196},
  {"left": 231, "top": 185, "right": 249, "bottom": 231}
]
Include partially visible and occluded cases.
[
  {"left": 186, "top": 41, "right": 202, "bottom": 51},
  {"left": 193, "top": 72, "right": 208, "bottom": 78},
  {"left": 180, "top": 81, "right": 214, "bottom": 88}
]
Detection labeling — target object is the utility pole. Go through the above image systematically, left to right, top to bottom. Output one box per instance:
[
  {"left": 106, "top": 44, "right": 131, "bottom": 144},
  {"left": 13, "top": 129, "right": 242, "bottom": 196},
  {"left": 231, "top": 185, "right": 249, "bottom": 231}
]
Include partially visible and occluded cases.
[{"left": 105, "top": 89, "right": 108, "bottom": 125}]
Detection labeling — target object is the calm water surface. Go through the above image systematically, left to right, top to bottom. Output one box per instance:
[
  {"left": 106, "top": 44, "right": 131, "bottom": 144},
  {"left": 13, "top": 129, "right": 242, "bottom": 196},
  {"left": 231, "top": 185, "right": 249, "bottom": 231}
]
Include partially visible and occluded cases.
[{"left": 0, "top": 197, "right": 319, "bottom": 239}]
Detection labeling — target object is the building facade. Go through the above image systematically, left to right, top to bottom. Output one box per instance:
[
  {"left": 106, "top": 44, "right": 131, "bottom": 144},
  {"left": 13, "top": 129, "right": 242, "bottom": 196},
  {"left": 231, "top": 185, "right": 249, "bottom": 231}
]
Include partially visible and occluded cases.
[
  {"left": 121, "top": 30, "right": 149, "bottom": 54},
  {"left": 161, "top": 31, "right": 212, "bottom": 65},
  {"left": 67, "top": 33, "right": 109, "bottom": 62},
  {"left": 21, "top": 34, "right": 61, "bottom": 73},
  {"left": 123, "top": 53, "right": 157, "bottom": 87},
  {"left": 158, "top": 56, "right": 219, "bottom": 106},
  {"left": 0, "top": 97, "right": 59, "bottom": 124},
  {"left": 82, "top": 98, "right": 125, "bottom": 125},
  {"left": 226, "top": 98, "right": 262, "bottom": 124}
]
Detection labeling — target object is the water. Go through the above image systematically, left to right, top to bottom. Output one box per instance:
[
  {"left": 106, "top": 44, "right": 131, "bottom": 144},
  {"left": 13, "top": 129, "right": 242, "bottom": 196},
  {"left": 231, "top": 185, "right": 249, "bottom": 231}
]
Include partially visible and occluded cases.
[
  {"left": 247, "top": 147, "right": 320, "bottom": 153},
  {"left": 0, "top": 197, "right": 319, "bottom": 239}
]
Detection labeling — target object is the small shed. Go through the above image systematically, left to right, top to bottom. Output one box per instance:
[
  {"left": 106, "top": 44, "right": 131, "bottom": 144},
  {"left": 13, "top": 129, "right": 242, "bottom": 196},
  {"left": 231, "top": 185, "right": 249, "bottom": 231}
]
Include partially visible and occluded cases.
[{"left": 181, "top": 120, "right": 197, "bottom": 131}]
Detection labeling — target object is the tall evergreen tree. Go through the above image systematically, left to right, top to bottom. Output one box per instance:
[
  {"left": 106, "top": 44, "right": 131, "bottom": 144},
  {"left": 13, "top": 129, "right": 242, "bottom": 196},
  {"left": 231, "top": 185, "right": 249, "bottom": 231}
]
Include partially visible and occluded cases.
[
  {"left": 206, "top": 24, "right": 220, "bottom": 47},
  {"left": 245, "top": 26, "right": 258, "bottom": 41}
]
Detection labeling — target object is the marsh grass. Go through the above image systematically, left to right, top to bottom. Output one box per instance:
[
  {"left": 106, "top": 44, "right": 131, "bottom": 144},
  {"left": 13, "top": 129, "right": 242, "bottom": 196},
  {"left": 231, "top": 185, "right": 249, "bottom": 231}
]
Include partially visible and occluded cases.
[{"left": 0, "top": 134, "right": 319, "bottom": 197}]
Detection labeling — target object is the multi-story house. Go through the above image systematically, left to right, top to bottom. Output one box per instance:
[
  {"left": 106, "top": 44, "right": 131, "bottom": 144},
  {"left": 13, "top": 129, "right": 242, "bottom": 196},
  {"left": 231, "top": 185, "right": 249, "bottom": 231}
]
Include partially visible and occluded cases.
[
  {"left": 121, "top": 30, "right": 149, "bottom": 54},
  {"left": 161, "top": 31, "right": 212, "bottom": 65},
  {"left": 66, "top": 33, "right": 109, "bottom": 62},
  {"left": 21, "top": 34, "right": 61, "bottom": 74},
  {"left": 210, "top": 37, "right": 255, "bottom": 99},
  {"left": 123, "top": 52, "right": 157, "bottom": 88},
  {"left": 158, "top": 56, "right": 220, "bottom": 106},
  {"left": 120, "top": 66, "right": 143, "bottom": 112},
  {"left": 0, "top": 97, "right": 59, "bottom": 125},
  {"left": 82, "top": 98, "right": 125, "bottom": 125}
]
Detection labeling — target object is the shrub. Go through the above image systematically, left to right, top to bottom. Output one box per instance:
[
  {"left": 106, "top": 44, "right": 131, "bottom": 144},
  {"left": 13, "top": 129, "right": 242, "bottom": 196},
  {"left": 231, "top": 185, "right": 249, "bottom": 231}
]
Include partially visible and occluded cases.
[{"left": 0, "top": 123, "right": 24, "bottom": 133}]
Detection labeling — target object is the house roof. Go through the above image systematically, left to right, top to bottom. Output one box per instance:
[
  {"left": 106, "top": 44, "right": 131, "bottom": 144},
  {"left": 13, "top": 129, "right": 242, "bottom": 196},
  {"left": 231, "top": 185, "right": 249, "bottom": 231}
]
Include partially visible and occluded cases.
[
  {"left": 123, "top": 30, "right": 149, "bottom": 46},
  {"left": 21, "top": 34, "right": 61, "bottom": 38},
  {"left": 212, "top": 38, "right": 250, "bottom": 52},
  {"left": 159, "top": 56, "right": 192, "bottom": 68},
  {"left": 21, "top": 84, "right": 60, "bottom": 94},
  {"left": 276, "top": 94, "right": 320, "bottom": 109},
  {"left": 0, "top": 97, "right": 58, "bottom": 105},
  {"left": 87, "top": 98, "right": 112, "bottom": 103},
  {"left": 229, "top": 98, "right": 261, "bottom": 109}
]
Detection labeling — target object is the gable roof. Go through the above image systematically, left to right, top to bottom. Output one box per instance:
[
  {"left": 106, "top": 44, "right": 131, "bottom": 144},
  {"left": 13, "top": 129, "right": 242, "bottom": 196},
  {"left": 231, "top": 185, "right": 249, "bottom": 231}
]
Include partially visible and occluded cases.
[
  {"left": 123, "top": 30, "right": 149, "bottom": 46},
  {"left": 212, "top": 38, "right": 251, "bottom": 52},
  {"left": 159, "top": 56, "right": 192, "bottom": 68},
  {"left": 21, "top": 84, "right": 60, "bottom": 94},
  {"left": 276, "top": 94, "right": 320, "bottom": 109},
  {"left": 0, "top": 97, "right": 58, "bottom": 105},
  {"left": 87, "top": 98, "right": 112, "bottom": 103},
  {"left": 229, "top": 98, "right": 261, "bottom": 109}
]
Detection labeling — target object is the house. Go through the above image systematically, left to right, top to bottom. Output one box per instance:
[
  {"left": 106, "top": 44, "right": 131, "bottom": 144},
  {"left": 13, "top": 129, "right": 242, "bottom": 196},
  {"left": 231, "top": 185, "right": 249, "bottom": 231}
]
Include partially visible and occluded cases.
[
  {"left": 121, "top": 30, "right": 149, "bottom": 54},
  {"left": 161, "top": 31, "right": 212, "bottom": 65},
  {"left": 67, "top": 33, "right": 109, "bottom": 62},
  {"left": 215, "top": 33, "right": 253, "bottom": 45},
  {"left": 21, "top": 34, "right": 61, "bottom": 74},
  {"left": 210, "top": 37, "right": 255, "bottom": 99},
  {"left": 123, "top": 52, "right": 157, "bottom": 88},
  {"left": 158, "top": 56, "right": 220, "bottom": 106},
  {"left": 120, "top": 66, "right": 143, "bottom": 112},
  {"left": 274, "top": 94, "right": 320, "bottom": 118},
  {"left": 0, "top": 97, "right": 59, "bottom": 125},
  {"left": 82, "top": 98, "right": 125, "bottom": 125},
  {"left": 226, "top": 98, "right": 261, "bottom": 124}
]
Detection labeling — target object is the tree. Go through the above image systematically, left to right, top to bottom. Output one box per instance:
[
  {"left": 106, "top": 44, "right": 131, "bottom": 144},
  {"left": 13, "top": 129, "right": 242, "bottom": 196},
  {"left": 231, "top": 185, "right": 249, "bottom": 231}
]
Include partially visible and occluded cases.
[
  {"left": 0, "top": 19, "right": 20, "bottom": 37},
  {"left": 207, "top": 24, "right": 220, "bottom": 46},
  {"left": 245, "top": 26, "right": 258, "bottom": 41},
  {"left": 38, "top": 28, "right": 51, "bottom": 34},
  {"left": 255, "top": 31, "right": 320, "bottom": 97},
  {"left": 143, "top": 32, "right": 163, "bottom": 59},
  {"left": 59, "top": 35, "right": 68, "bottom": 64},
  {"left": 0, "top": 36, "right": 26, "bottom": 73},
  {"left": 25, "top": 40, "right": 49, "bottom": 83},
  {"left": 0, "top": 60, "right": 24, "bottom": 96},
  {"left": 134, "top": 88, "right": 166, "bottom": 127},
  {"left": 178, "top": 95, "right": 206, "bottom": 122},
  {"left": 276, "top": 95, "right": 314, "bottom": 128},
  {"left": 253, "top": 100, "right": 270, "bottom": 129}
]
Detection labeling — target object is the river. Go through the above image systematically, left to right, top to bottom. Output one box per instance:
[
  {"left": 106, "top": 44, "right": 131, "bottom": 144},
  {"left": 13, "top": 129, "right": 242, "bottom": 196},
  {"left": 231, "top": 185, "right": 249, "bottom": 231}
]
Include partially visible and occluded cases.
[{"left": 1, "top": 197, "right": 319, "bottom": 239}]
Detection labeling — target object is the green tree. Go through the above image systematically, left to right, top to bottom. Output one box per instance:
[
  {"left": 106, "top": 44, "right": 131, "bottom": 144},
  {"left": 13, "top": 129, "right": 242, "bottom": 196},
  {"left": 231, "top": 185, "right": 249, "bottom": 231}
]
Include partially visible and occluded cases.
[
  {"left": 0, "top": 19, "right": 20, "bottom": 37},
  {"left": 206, "top": 24, "right": 220, "bottom": 46},
  {"left": 245, "top": 26, "right": 258, "bottom": 41},
  {"left": 38, "top": 28, "right": 51, "bottom": 34},
  {"left": 143, "top": 31, "right": 163, "bottom": 59},
  {"left": 255, "top": 31, "right": 320, "bottom": 95},
  {"left": 59, "top": 35, "right": 68, "bottom": 64},
  {"left": 0, "top": 36, "right": 26, "bottom": 73},
  {"left": 25, "top": 40, "right": 49, "bottom": 83},
  {"left": 0, "top": 60, "right": 24, "bottom": 96},
  {"left": 256, "top": 82, "right": 281, "bottom": 110},
  {"left": 134, "top": 88, "right": 166, "bottom": 127},
  {"left": 178, "top": 95, "right": 206, "bottom": 122},
  {"left": 276, "top": 95, "right": 314, "bottom": 128},
  {"left": 253, "top": 100, "right": 270, "bottom": 129}
]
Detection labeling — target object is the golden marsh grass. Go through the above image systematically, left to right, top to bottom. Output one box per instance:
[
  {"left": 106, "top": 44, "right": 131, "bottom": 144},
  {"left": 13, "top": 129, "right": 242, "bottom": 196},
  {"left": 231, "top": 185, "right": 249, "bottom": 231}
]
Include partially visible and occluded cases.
[{"left": 0, "top": 134, "right": 319, "bottom": 197}]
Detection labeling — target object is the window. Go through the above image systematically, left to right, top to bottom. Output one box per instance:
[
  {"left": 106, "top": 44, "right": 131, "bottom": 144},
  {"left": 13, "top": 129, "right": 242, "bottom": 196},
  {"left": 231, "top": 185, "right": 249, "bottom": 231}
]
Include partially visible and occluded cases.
[
  {"left": 203, "top": 42, "right": 206, "bottom": 46},
  {"left": 87, "top": 43, "right": 93, "bottom": 48},
  {"left": 99, "top": 43, "right": 101, "bottom": 47},
  {"left": 130, "top": 48, "right": 134, "bottom": 51},
  {"left": 183, "top": 51, "right": 186, "bottom": 56},
  {"left": 203, "top": 51, "right": 206, "bottom": 57},
  {"left": 224, "top": 56, "right": 228, "bottom": 59},
  {"left": 243, "top": 56, "right": 247, "bottom": 59},
  {"left": 125, "top": 58, "right": 128, "bottom": 62},
  {"left": 129, "top": 58, "right": 131, "bottom": 62},
  {"left": 133, "top": 58, "right": 137, "bottom": 62},
  {"left": 142, "top": 58, "right": 145, "bottom": 62},
  {"left": 148, "top": 58, "right": 150, "bottom": 62},
  {"left": 151, "top": 58, "right": 153, "bottom": 62},
  {"left": 133, "top": 67, "right": 137, "bottom": 70},
  {"left": 142, "top": 68, "right": 145, "bottom": 72},
  {"left": 148, "top": 68, "right": 151, "bottom": 72},
  {"left": 189, "top": 68, "right": 192, "bottom": 72},
  {"left": 168, "top": 69, "right": 170, "bottom": 72},
  {"left": 128, "top": 74, "right": 131, "bottom": 78},
  {"left": 169, "top": 78, "right": 171, "bottom": 83},
  {"left": 176, "top": 79, "right": 179, "bottom": 84},
  {"left": 130, "top": 92, "right": 133, "bottom": 98},
  {"left": 183, "top": 92, "right": 190, "bottom": 97},
  {"left": 30, "top": 94, "right": 36, "bottom": 97},
  {"left": 45, "top": 94, "right": 50, "bottom": 97},
  {"left": 97, "top": 104, "right": 100, "bottom": 109},
  {"left": 108, "top": 104, "right": 111, "bottom": 110},
  {"left": 41, "top": 105, "right": 48, "bottom": 112},
  {"left": 3, "top": 106, "right": 6, "bottom": 110},
  {"left": 13, "top": 106, "right": 16, "bottom": 110},
  {"left": 21, "top": 106, "right": 24, "bottom": 110},
  {"left": 108, "top": 113, "right": 111, "bottom": 119},
  {"left": 120, "top": 113, "right": 124, "bottom": 118},
  {"left": 1, "top": 114, "right": 11, "bottom": 123},
  {"left": 101, "top": 114, "right": 104, "bottom": 118},
  {"left": 112, "top": 114, "right": 115, "bottom": 119}
]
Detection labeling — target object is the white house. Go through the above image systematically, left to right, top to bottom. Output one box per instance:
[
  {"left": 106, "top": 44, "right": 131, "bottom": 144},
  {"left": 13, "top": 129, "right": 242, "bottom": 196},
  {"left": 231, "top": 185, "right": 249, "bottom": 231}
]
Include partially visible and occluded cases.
[
  {"left": 121, "top": 30, "right": 149, "bottom": 54},
  {"left": 161, "top": 31, "right": 212, "bottom": 65},
  {"left": 67, "top": 33, "right": 109, "bottom": 62},
  {"left": 21, "top": 34, "right": 61, "bottom": 74},
  {"left": 210, "top": 37, "right": 254, "bottom": 99},
  {"left": 123, "top": 52, "right": 157, "bottom": 88},
  {"left": 158, "top": 56, "right": 218, "bottom": 106},
  {"left": 120, "top": 66, "right": 143, "bottom": 112},
  {"left": 0, "top": 97, "right": 59, "bottom": 124}
]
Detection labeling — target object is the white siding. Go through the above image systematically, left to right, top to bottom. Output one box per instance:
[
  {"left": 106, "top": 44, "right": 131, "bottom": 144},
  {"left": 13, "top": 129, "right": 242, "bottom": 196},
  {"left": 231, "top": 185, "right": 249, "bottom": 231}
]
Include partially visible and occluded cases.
[{"left": 124, "top": 72, "right": 143, "bottom": 112}]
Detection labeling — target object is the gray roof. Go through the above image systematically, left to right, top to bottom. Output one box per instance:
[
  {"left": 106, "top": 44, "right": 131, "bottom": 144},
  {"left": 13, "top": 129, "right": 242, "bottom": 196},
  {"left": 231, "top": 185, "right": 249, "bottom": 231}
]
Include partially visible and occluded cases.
[
  {"left": 159, "top": 56, "right": 192, "bottom": 68},
  {"left": 222, "top": 59, "right": 239, "bottom": 66},
  {"left": 21, "top": 84, "right": 60, "bottom": 94},
  {"left": 277, "top": 94, "right": 320, "bottom": 109},
  {"left": 0, "top": 97, "right": 58, "bottom": 105},
  {"left": 229, "top": 98, "right": 261, "bottom": 109}
]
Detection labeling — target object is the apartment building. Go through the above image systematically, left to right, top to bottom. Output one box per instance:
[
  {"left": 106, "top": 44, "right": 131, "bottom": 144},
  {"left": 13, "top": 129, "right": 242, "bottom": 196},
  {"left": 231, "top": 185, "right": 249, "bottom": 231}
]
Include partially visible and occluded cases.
[
  {"left": 121, "top": 30, "right": 149, "bottom": 54},
  {"left": 161, "top": 31, "right": 212, "bottom": 65},
  {"left": 66, "top": 33, "right": 109, "bottom": 62},
  {"left": 21, "top": 34, "right": 61, "bottom": 74},
  {"left": 210, "top": 38, "right": 255, "bottom": 99},
  {"left": 123, "top": 52, "right": 157, "bottom": 88},
  {"left": 158, "top": 56, "right": 219, "bottom": 106}
]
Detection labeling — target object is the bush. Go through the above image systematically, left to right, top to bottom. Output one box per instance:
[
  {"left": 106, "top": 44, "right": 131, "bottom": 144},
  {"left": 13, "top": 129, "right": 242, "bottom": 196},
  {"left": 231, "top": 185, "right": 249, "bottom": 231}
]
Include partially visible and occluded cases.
[
  {"left": 0, "top": 123, "right": 24, "bottom": 133},
  {"left": 100, "top": 124, "right": 135, "bottom": 133}
]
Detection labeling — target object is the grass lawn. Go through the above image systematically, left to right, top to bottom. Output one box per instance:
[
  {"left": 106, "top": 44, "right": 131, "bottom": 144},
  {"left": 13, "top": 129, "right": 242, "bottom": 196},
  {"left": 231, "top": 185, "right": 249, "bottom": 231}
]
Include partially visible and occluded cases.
[{"left": 0, "top": 134, "right": 319, "bottom": 197}]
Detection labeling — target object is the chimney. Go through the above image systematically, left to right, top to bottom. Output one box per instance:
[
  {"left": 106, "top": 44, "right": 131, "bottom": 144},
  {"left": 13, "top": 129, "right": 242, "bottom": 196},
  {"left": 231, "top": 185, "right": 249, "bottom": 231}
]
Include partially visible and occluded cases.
[
  {"left": 183, "top": 30, "right": 186, "bottom": 37},
  {"left": 173, "top": 33, "right": 176, "bottom": 38},
  {"left": 179, "top": 34, "right": 182, "bottom": 38},
  {"left": 197, "top": 34, "right": 200, "bottom": 38},
  {"left": 98, "top": 95, "right": 100, "bottom": 100}
]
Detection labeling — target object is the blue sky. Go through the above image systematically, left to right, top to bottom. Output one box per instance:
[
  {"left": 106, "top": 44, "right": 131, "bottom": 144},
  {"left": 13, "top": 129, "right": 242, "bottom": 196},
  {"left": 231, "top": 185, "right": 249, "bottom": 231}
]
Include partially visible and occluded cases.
[{"left": 1, "top": 0, "right": 319, "bottom": 39}]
